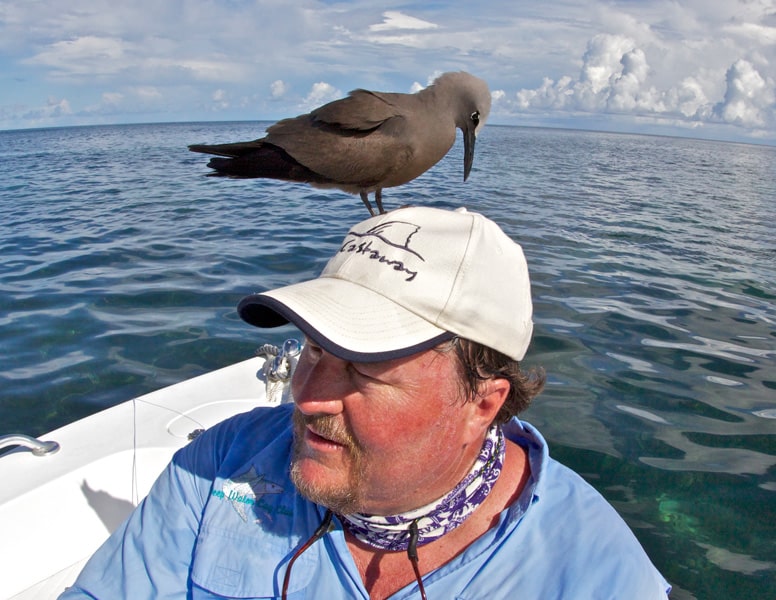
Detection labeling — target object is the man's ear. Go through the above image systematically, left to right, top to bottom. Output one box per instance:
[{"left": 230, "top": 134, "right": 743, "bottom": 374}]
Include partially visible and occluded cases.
[{"left": 468, "top": 377, "right": 510, "bottom": 432}]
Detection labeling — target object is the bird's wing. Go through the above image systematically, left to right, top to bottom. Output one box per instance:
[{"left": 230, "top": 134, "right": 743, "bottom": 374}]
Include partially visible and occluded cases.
[
  {"left": 308, "top": 90, "right": 401, "bottom": 131},
  {"left": 265, "top": 92, "right": 416, "bottom": 187}
]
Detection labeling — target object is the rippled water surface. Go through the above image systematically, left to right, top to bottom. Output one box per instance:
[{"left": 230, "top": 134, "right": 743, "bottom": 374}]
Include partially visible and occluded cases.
[{"left": 1, "top": 123, "right": 774, "bottom": 599}]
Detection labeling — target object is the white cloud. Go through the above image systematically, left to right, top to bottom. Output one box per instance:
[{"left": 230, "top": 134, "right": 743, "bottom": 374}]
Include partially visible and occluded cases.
[
  {"left": 1, "top": 0, "right": 774, "bottom": 141},
  {"left": 362, "top": 11, "right": 443, "bottom": 48},
  {"left": 369, "top": 11, "right": 439, "bottom": 32},
  {"left": 723, "top": 22, "right": 776, "bottom": 45},
  {"left": 509, "top": 32, "right": 776, "bottom": 134},
  {"left": 22, "top": 33, "right": 248, "bottom": 84},
  {"left": 580, "top": 34, "right": 637, "bottom": 95},
  {"left": 513, "top": 35, "right": 649, "bottom": 114},
  {"left": 26, "top": 36, "right": 129, "bottom": 76},
  {"left": 606, "top": 48, "right": 659, "bottom": 112},
  {"left": 169, "top": 59, "right": 249, "bottom": 83},
  {"left": 713, "top": 59, "right": 775, "bottom": 127},
  {"left": 409, "top": 71, "right": 444, "bottom": 94},
  {"left": 666, "top": 77, "right": 711, "bottom": 119},
  {"left": 270, "top": 80, "right": 289, "bottom": 99},
  {"left": 409, "top": 81, "right": 424, "bottom": 94},
  {"left": 301, "top": 82, "right": 341, "bottom": 110},
  {"left": 131, "top": 86, "right": 162, "bottom": 101},
  {"left": 212, "top": 89, "right": 229, "bottom": 109},
  {"left": 101, "top": 92, "right": 124, "bottom": 106},
  {"left": 44, "top": 96, "right": 72, "bottom": 117},
  {"left": 19, "top": 97, "right": 72, "bottom": 124}
]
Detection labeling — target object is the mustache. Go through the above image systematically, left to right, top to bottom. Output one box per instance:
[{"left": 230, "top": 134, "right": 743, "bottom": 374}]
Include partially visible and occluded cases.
[{"left": 293, "top": 410, "right": 357, "bottom": 448}]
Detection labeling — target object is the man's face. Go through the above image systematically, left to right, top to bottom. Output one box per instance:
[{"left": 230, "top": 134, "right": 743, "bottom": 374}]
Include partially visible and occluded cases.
[{"left": 289, "top": 339, "right": 482, "bottom": 516}]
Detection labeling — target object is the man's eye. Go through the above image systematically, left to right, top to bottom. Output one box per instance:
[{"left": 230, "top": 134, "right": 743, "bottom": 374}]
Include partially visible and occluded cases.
[
  {"left": 303, "top": 339, "right": 322, "bottom": 358},
  {"left": 348, "top": 363, "right": 378, "bottom": 381},
  {"left": 349, "top": 364, "right": 368, "bottom": 377}
]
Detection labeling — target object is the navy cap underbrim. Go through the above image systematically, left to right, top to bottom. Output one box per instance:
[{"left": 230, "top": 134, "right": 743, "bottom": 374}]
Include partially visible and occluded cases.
[{"left": 237, "top": 293, "right": 455, "bottom": 363}]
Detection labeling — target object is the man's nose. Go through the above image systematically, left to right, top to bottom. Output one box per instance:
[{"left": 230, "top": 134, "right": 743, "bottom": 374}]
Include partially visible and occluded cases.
[{"left": 291, "top": 346, "right": 349, "bottom": 415}]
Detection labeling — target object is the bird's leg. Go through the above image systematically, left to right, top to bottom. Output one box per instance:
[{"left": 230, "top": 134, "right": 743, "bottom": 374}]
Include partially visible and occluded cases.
[
  {"left": 374, "top": 189, "right": 385, "bottom": 214},
  {"left": 360, "top": 191, "right": 375, "bottom": 216}
]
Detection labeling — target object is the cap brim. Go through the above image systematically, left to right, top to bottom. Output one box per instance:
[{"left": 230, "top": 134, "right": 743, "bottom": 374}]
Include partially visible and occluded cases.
[{"left": 238, "top": 277, "right": 454, "bottom": 362}]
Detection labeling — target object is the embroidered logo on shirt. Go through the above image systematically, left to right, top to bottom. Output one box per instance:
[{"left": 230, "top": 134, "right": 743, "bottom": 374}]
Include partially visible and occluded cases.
[{"left": 212, "top": 466, "right": 284, "bottom": 523}]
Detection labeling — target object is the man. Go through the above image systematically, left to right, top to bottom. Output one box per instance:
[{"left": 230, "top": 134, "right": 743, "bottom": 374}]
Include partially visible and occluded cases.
[{"left": 61, "top": 206, "right": 670, "bottom": 599}]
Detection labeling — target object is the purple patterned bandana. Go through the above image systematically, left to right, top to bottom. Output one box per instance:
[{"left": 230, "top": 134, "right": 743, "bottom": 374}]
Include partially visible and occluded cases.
[{"left": 340, "top": 425, "right": 505, "bottom": 551}]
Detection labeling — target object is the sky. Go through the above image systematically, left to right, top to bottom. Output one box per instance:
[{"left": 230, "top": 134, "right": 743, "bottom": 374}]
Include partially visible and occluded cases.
[{"left": 1, "top": 0, "right": 775, "bottom": 144}]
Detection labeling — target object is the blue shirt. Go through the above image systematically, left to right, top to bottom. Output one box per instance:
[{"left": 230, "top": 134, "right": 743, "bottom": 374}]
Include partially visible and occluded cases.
[{"left": 61, "top": 403, "right": 671, "bottom": 599}]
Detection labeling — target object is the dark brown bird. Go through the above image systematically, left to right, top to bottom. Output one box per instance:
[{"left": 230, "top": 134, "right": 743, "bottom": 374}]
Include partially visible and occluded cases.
[{"left": 188, "top": 72, "right": 491, "bottom": 215}]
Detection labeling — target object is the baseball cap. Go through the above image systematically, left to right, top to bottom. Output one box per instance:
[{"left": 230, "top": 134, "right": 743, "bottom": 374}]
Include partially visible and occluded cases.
[{"left": 238, "top": 206, "right": 533, "bottom": 362}]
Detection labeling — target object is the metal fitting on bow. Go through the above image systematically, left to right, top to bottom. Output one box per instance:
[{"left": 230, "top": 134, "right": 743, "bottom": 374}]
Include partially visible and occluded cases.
[{"left": 256, "top": 339, "right": 301, "bottom": 404}]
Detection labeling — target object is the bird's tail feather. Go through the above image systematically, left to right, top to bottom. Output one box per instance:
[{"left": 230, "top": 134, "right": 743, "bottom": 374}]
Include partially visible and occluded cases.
[
  {"left": 188, "top": 140, "right": 264, "bottom": 158},
  {"left": 203, "top": 144, "right": 332, "bottom": 185}
]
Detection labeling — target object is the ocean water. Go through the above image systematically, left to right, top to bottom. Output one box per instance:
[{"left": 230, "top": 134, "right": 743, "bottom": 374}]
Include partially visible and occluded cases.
[{"left": 1, "top": 122, "right": 774, "bottom": 599}]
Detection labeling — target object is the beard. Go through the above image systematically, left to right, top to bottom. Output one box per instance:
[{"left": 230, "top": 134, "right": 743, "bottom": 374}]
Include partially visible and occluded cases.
[{"left": 290, "top": 409, "right": 366, "bottom": 515}]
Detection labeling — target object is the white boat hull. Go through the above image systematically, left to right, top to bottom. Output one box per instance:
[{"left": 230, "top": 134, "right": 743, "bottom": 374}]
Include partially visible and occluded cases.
[{"left": 0, "top": 356, "right": 282, "bottom": 600}]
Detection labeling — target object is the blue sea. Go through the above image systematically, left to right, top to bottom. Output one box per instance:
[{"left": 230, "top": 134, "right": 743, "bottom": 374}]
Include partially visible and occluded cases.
[{"left": 1, "top": 122, "right": 774, "bottom": 599}]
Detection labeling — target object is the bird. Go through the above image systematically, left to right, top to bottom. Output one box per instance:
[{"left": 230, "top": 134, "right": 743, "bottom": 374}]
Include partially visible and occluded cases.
[{"left": 188, "top": 72, "right": 491, "bottom": 215}]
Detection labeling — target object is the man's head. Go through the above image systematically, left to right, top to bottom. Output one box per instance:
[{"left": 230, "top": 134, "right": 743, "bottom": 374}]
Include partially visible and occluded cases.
[{"left": 238, "top": 206, "right": 543, "bottom": 514}]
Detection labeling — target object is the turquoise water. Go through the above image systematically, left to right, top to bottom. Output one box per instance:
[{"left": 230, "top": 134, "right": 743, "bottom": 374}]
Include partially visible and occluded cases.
[{"left": 1, "top": 123, "right": 774, "bottom": 599}]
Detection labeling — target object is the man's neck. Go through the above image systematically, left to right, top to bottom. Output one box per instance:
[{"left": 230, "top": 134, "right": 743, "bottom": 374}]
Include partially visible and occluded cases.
[{"left": 345, "top": 439, "right": 530, "bottom": 600}]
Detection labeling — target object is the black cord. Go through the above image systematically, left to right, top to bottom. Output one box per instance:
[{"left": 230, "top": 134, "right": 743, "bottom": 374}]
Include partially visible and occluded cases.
[
  {"left": 281, "top": 509, "right": 334, "bottom": 599},
  {"left": 283, "top": 511, "right": 428, "bottom": 600},
  {"left": 407, "top": 519, "right": 428, "bottom": 600}
]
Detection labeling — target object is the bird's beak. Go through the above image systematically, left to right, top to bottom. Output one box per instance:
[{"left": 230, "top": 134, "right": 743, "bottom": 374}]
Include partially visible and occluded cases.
[{"left": 463, "top": 126, "right": 476, "bottom": 182}]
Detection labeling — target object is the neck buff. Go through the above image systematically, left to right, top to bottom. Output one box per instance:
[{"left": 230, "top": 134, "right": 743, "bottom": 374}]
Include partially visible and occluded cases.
[{"left": 339, "top": 424, "right": 505, "bottom": 552}]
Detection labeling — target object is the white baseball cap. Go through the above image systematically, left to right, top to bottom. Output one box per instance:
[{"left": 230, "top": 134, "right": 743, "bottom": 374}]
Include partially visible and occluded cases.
[{"left": 238, "top": 206, "right": 534, "bottom": 361}]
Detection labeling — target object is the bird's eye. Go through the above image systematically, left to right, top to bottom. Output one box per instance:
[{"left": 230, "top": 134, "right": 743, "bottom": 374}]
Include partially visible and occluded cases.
[{"left": 471, "top": 111, "right": 480, "bottom": 124}]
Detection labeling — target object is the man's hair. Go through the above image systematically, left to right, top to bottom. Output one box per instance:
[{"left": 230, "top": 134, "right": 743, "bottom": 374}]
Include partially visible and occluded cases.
[{"left": 444, "top": 337, "right": 545, "bottom": 424}]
